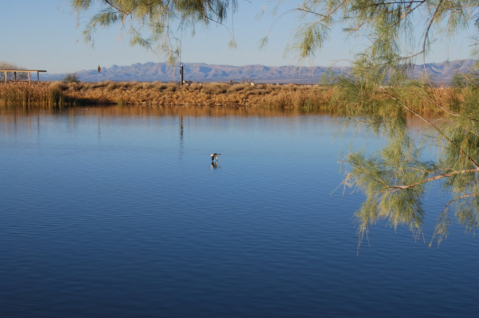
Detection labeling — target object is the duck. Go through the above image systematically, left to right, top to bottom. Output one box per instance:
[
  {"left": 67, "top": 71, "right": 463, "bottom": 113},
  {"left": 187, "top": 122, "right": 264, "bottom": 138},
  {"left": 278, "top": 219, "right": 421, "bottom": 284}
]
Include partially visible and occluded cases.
[{"left": 210, "top": 153, "right": 221, "bottom": 162}]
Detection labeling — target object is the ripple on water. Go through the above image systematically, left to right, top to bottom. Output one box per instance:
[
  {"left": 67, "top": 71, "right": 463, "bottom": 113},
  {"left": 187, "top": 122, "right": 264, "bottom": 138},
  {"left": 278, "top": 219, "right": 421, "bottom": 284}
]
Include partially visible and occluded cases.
[{"left": 0, "top": 107, "right": 478, "bottom": 317}]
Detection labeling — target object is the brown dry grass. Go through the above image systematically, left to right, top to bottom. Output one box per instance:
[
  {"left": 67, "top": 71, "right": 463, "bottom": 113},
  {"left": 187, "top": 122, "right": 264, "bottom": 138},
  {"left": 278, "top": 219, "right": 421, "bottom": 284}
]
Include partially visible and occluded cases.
[
  {"left": 0, "top": 81, "right": 473, "bottom": 116},
  {"left": 51, "top": 81, "right": 336, "bottom": 110},
  {"left": 0, "top": 82, "right": 72, "bottom": 107}
]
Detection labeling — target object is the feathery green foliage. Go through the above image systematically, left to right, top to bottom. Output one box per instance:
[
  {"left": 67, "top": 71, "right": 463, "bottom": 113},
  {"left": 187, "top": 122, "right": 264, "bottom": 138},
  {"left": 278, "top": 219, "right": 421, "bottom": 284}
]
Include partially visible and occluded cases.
[
  {"left": 70, "top": 0, "right": 238, "bottom": 63},
  {"left": 263, "top": 0, "right": 479, "bottom": 85},
  {"left": 70, "top": 1, "right": 479, "bottom": 81},
  {"left": 270, "top": 1, "right": 477, "bottom": 59},
  {"left": 336, "top": 79, "right": 479, "bottom": 246}
]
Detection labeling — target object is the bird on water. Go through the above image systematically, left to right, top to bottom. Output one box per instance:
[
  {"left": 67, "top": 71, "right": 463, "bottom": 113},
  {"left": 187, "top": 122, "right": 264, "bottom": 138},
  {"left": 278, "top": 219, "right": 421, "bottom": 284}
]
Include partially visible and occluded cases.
[{"left": 210, "top": 153, "right": 221, "bottom": 162}]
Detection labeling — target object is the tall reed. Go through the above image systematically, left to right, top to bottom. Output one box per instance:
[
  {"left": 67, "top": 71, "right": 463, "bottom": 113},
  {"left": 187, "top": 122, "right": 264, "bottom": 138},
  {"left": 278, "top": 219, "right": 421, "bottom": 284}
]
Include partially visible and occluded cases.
[
  {"left": 1, "top": 81, "right": 474, "bottom": 116},
  {"left": 0, "top": 82, "right": 72, "bottom": 108}
]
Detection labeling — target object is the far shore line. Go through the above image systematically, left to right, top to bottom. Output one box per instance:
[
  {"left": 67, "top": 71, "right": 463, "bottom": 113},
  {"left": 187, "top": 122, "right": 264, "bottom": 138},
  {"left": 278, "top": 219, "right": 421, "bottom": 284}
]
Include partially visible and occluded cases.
[{"left": 0, "top": 80, "right": 465, "bottom": 115}]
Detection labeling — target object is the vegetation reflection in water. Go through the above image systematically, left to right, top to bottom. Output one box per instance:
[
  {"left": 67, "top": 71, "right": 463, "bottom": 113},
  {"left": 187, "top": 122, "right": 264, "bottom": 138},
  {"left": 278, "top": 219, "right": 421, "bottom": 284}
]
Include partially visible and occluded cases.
[{"left": 1, "top": 100, "right": 478, "bottom": 247}]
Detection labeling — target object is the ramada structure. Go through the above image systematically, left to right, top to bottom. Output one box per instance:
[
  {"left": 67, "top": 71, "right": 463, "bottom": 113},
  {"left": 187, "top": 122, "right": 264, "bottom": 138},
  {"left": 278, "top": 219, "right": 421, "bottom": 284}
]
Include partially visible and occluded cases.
[{"left": 2, "top": 70, "right": 47, "bottom": 84}]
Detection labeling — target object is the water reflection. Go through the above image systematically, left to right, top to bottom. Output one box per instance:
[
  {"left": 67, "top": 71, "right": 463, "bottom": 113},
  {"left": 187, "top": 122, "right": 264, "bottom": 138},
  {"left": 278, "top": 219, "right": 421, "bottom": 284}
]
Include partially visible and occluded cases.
[
  {"left": 0, "top": 104, "right": 476, "bottom": 246},
  {"left": 0, "top": 104, "right": 433, "bottom": 129},
  {"left": 1, "top": 104, "right": 478, "bottom": 317},
  {"left": 179, "top": 114, "right": 184, "bottom": 159}
]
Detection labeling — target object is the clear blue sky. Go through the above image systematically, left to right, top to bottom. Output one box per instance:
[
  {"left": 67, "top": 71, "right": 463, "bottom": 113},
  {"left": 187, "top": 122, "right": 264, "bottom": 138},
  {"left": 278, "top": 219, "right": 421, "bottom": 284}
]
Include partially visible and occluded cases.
[{"left": 0, "top": 0, "right": 474, "bottom": 74}]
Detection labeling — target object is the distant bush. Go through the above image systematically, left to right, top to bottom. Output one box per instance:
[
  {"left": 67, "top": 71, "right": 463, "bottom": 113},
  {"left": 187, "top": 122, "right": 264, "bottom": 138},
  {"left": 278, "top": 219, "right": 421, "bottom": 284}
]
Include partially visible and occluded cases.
[{"left": 62, "top": 73, "right": 80, "bottom": 83}]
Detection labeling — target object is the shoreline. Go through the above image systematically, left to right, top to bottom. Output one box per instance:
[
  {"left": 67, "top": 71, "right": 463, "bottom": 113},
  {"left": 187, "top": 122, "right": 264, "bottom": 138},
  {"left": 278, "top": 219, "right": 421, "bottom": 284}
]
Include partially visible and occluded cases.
[
  {"left": 0, "top": 81, "right": 465, "bottom": 117},
  {"left": 0, "top": 81, "right": 333, "bottom": 108},
  {"left": 57, "top": 81, "right": 332, "bottom": 108}
]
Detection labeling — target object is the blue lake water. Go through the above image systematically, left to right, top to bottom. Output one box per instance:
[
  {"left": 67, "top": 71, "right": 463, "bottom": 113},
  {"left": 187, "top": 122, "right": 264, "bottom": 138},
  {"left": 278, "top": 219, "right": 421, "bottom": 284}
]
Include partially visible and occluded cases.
[{"left": 0, "top": 106, "right": 478, "bottom": 317}]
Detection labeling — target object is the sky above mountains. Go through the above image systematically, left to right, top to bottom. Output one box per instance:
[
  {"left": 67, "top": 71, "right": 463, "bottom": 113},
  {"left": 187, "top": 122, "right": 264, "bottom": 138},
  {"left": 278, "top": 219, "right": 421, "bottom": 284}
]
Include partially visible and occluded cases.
[{"left": 1, "top": 0, "right": 476, "bottom": 73}]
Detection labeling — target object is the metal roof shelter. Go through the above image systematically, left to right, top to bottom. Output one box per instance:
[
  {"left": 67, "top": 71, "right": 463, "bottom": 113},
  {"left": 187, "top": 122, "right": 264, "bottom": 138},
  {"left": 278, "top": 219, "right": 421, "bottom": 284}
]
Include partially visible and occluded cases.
[{"left": 2, "top": 70, "right": 47, "bottom": 84}]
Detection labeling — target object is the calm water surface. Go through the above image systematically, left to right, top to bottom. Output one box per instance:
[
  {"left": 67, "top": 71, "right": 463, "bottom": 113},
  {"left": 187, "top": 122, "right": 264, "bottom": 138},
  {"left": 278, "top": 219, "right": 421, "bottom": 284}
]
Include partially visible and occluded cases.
[{"left": 0, "top": 106, "right": 477, "bottom": 317}]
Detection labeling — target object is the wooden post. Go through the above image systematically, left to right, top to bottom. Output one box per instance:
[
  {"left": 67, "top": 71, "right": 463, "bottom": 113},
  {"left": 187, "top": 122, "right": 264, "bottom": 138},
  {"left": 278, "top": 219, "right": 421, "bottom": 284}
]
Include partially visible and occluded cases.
[
  {"left": 180, "top": 65, "right": 184, "bottom": 86},
  {"left": 4, "top": 71, "right": 6, "bottom": 84},
  {"left": 37, "top": 71, "right": 39, "bottom": 83},
  {"left": 14, "top": 72, "right": 17, "bottom": 81},
  {"left": 28, "top": 72, "right": 31, "bottom": 84}
]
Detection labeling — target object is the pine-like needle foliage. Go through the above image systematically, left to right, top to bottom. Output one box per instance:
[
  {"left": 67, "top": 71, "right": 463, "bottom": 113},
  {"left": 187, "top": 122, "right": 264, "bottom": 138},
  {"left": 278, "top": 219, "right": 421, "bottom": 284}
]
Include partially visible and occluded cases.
[
  {"left": 70, "top": 0, "right": 238, "bottom": 63},
  {"left": 265, "top": 0, "right": 479, "bottom": 82},
  {"left": 337, "top": 78, "right": 479, "bottom": 246}
]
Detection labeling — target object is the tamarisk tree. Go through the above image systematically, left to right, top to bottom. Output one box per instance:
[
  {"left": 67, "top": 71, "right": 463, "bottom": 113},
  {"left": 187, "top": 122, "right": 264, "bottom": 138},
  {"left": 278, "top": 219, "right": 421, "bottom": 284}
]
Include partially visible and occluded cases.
[
  {"left": 70, "top": 0, "right": 238, "bottom": 63},
  {"left": 71, "top": 1, "right": 479, "bottom": 63},
  {"left": 261, "top": 1, "right": 479, "bottom": 245},
  {"left": 267, "top": 1, "right": 479, "bottom": 60},
  {"left": 332, "top": 77, "right": 479, "bottom": 246}
]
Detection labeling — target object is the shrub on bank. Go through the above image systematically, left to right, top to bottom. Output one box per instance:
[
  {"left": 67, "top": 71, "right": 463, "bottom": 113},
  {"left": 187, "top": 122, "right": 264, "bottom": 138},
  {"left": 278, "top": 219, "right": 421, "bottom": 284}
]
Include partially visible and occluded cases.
[{"left": 62, "top": 73, "right": 80, "bottom": 84}]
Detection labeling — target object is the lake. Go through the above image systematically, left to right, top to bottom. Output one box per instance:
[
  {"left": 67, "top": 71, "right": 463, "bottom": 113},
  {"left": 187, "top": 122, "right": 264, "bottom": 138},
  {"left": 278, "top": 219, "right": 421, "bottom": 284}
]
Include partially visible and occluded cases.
[{"left": 0, "top": 106, "right": 477, "bottom": 317}]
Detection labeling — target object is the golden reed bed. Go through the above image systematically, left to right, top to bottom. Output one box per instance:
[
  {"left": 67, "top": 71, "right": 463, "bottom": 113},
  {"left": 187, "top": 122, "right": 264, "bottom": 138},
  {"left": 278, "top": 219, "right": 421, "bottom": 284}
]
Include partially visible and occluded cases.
[
  {"left": 0, "top": 81, "right": 469, "bottom": 117},
  {"left": 0, "top": 81, "right": 335, "bottom": 108}
]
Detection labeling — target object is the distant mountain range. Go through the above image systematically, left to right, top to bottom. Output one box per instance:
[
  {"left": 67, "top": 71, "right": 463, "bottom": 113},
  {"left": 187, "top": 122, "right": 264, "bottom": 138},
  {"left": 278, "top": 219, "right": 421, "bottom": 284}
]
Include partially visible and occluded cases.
[{"left": 43, "top": 59, "right": 477, "bottom": 84}]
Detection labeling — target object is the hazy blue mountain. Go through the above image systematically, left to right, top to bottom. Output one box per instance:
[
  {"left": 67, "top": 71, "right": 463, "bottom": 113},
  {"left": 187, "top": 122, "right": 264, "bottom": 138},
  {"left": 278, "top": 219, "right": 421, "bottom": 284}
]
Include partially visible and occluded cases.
[
  {"left": 43, "top": 59, "right": 476, "bottom": 84},
  {"left": 409, "top": 59, "right": 476, "bottom": 83}
]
